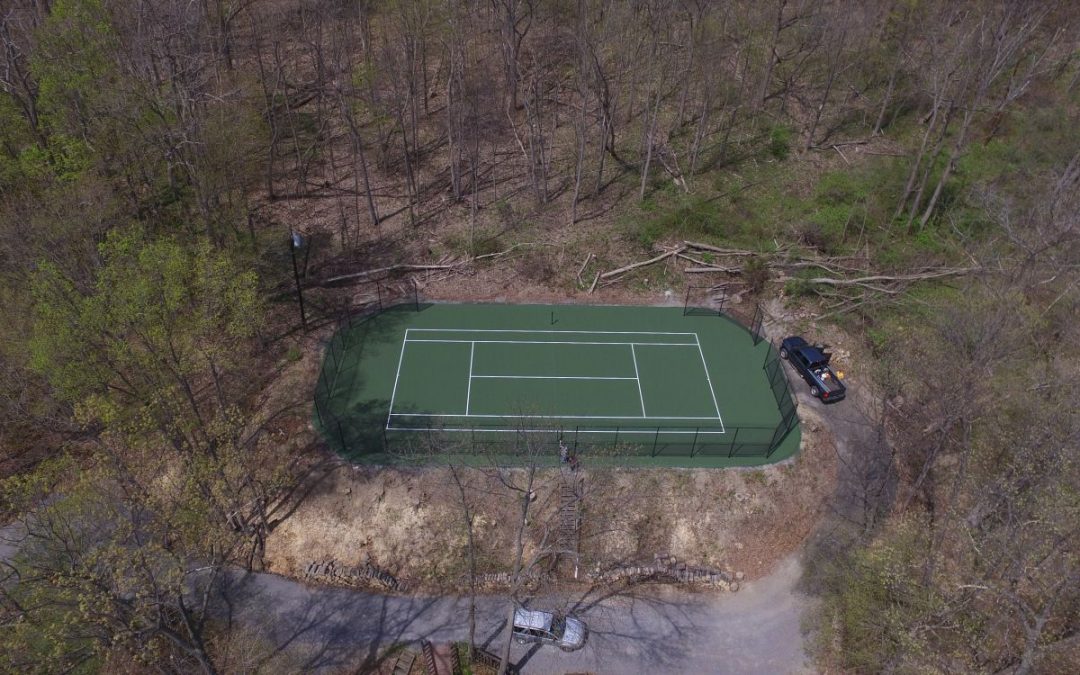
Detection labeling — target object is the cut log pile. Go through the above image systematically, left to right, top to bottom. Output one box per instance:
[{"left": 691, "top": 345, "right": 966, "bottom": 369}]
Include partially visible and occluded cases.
[
  {"left": 589, "top": 554, "right": 745, "bottom": 591},
  {"left": 305, "top": 558, "right": 408, "bottom": 592}
]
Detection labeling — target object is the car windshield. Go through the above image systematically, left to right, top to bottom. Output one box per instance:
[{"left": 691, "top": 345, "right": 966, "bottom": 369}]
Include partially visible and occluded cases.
[{"left": 550, "top": 616, "right": 566, "bottom": 638}]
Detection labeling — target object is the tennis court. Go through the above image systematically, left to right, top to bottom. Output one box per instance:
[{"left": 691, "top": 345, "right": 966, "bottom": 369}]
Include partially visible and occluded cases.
[
  {"left": 314, "top": 303, "right": 800, "bottom": 467},
  {"left": 388, "top": 327, "right": 725, "bottom": 433}
]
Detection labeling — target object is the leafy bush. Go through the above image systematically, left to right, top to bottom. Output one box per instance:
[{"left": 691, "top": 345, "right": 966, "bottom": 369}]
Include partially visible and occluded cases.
[
  {"left": 768, "top": 125, "right": 792, "bottom": 160},
  {"left": 624, "top": 195, "right": 731, "bottom": 249},
  {"left": 743, "top": 256, "right": 770, "bottom": 294}
]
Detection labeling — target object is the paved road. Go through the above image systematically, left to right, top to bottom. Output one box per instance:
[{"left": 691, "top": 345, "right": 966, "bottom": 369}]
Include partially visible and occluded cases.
[
  {"left": 3, "top": 515, "right": 812, "bottom": 674},
  {"left": 218, "top": 555, "right": 812, "bottom": 674}
]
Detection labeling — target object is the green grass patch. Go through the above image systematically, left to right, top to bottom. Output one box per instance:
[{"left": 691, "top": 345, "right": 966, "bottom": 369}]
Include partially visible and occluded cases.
[{"left": 442, "top": 228, "right": 504, "bottom": 257}]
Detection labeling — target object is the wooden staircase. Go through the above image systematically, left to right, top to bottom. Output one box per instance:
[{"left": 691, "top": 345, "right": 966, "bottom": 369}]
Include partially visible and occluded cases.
[
  {"left": 556, "top": 471, "right": 583, "bottom": 575},
  {"left": 390, "top": 649, "right": 416, "bottom": 675}
]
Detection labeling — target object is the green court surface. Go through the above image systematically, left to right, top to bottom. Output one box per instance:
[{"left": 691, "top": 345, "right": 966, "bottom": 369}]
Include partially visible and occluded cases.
[{"left": 314, "top": 303, "right": 800, "bottom": 467}]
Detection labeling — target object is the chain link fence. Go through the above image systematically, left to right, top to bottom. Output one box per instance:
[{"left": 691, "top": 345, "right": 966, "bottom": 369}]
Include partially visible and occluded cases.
[{"left": 315, "top": 290, "right": 799, "bottom": 461}]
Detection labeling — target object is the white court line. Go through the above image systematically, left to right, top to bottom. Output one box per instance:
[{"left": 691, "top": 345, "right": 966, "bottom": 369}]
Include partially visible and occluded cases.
[
  {"left": 385, "top": 328, "right": 411, "bottom": 427},
  {"left": 408, "top": 328, "right": 697, "bottom": 336},
  {"left": 694, "top": 333, "right": 725, "bottom": 428},
  {"left": 406, "top": 339, "right": 697, "bottom": 346},
  {"left": 465, "top": 341, "right": 475, "bottom": 415},
  {"left": 630, "top": 343, "right": 646, "bottom": 417},
  {"left": 471, "top": 375, "right": 637, "bottom": 380},
  {"left": 389, "top": 413, "right": 723, "bottom": 420},
  {"left": 386, "top": 426, "right": 727, "bottom": 435}
]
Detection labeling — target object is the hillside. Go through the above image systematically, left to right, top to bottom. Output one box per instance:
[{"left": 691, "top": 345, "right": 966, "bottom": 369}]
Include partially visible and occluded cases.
[{"left": 1, "top": 0, "right": 1078, "bottom": 673}]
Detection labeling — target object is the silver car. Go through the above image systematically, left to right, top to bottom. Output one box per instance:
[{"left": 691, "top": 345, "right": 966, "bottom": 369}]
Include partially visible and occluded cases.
[{"left": 512, "top": 608, "right": 587, "bottom": 651}]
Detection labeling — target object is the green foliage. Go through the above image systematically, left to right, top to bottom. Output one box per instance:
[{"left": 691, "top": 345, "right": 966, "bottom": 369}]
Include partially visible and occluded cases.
[
  {"left": 31, "top": 0, "right": 119, "bottom": 139},
  {"left": 767, "top": 125, "right": 792, "bottom": 160},
  {"left": 624, "top": 195, "right": 729, "bottom": 249},
  {"left": 30, "top": 227, "right": 262, "bottom": 435},
  {"left": 443, "top": 228, "right": 504, "bottom": 257},
  {"left": 743, "top": 256, "right": 769, "bottom": 294},
  {"left": 783, "top": 269, "right": 818, "bottom": 298},
  {"left": 0, "top": 460, "right": 205, "bottom": 672},
  {"left": 820, "top": 520, "right": 942, "bottom": 672}
]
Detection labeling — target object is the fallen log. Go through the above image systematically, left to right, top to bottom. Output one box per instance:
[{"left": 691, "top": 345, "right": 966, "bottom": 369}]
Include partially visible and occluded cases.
[
  {"left": 683, "top": 241, "right": 758, "bottom": 256},
  {"left": 473, "top": 242, "right": 535, "bottom": 261},
  {"left": 313, "top": 244, "right": 535, "bottom": 286},
  {"left": 599, "top": 246, "right": 686, "bottom": 280},
  {"left": 576, "top": 252, "right": 595, "bottom": 284},
  {"left": 676, "top": 253, "right": 742, "bottom": 274},
  {"left": 317, "top": 262, "right": 460, "bottom": 285},
  {"left": 793, "top": 267, "right": 979, "bottom": 286}
]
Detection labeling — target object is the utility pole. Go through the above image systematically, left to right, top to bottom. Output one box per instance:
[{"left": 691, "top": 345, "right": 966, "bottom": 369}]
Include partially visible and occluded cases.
[{"left": 289, "top": 230, "right": 307, "bottom": 331}]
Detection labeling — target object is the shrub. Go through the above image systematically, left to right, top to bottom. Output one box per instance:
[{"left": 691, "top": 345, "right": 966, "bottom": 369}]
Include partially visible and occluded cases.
[
  {"left": 768, "top": 125, "right": 792, "bottom": 160},
  {"left": 743, "top": 255, "right": 770, "bottom": 294}
]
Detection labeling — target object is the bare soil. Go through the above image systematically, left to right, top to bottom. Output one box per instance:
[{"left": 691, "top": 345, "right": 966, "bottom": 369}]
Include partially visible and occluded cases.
[{"left": 262, "top": 391, "right": 836, "bottom": 591}]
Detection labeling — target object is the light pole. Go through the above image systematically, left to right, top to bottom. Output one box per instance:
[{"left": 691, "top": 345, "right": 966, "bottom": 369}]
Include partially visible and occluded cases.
[{"left": 289, "top": 230, "right": 307, "bottom": 332}]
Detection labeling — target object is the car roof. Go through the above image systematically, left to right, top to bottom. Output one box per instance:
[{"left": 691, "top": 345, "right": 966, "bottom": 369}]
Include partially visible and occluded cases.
[
  {"left": 801, "top": 346, "right": 827, "bottom": 363},
  {"left": 514, "top": 608, "right": 553, "bottom": 631}
]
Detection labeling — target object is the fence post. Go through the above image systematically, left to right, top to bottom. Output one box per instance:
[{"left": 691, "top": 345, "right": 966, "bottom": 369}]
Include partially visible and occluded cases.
[
  {"left": 376, "top": 281, "right": 383, "bottom": 310},
  {"left": 750, "top": 303, "right": 764, "bottom": 345},
  {"left": 336, "top": 419, "right": 346, "bottom": 455},
  {"left": 613, "top": 425, "right": 619, "bottom": 451},
  {"left": 651, "top": 427, "right": 660, "bottom": 457},
  {"left": 690, "top": 427, "right": 700, "bottom": 457},
  {"left": 728, "top": 427, "right": 740, "bottom": 458}
]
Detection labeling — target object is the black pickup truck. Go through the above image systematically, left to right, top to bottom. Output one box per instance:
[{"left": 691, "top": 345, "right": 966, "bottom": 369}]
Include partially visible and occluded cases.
[{"left": 780, "top": 336, "right": 846, "bottom": 402}]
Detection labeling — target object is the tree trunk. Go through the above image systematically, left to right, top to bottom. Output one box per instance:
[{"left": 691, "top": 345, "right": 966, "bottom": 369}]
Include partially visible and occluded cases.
[
  {"left": 757, "top": 0, "right": 788, "bottom": 109},
  {"left": 639, "top": 92, "right": 660, "bottom": 200},
  {"left": 917, "top": 110, "right": 974, "bottom": 229}
]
